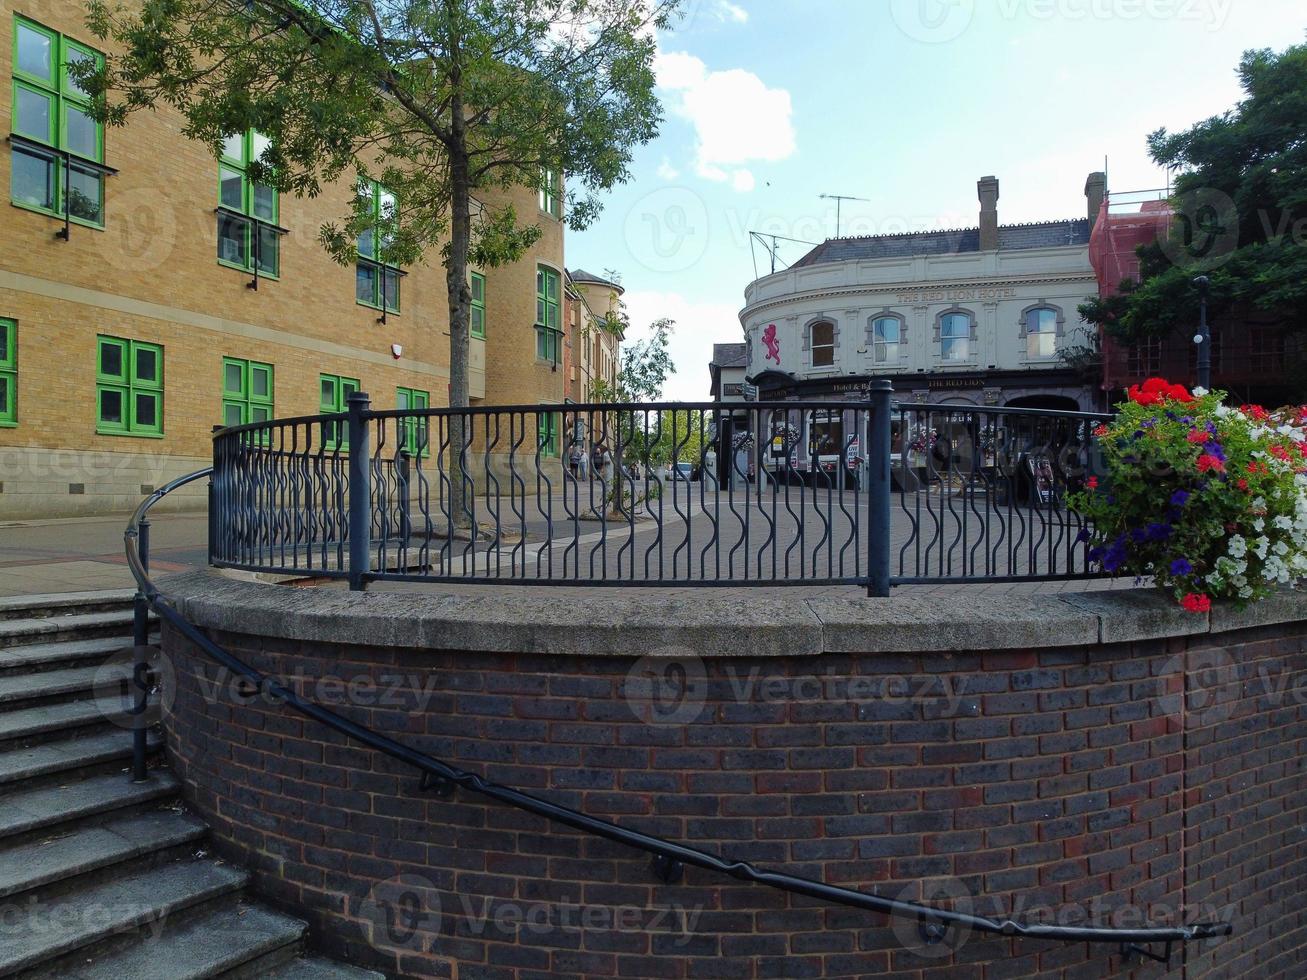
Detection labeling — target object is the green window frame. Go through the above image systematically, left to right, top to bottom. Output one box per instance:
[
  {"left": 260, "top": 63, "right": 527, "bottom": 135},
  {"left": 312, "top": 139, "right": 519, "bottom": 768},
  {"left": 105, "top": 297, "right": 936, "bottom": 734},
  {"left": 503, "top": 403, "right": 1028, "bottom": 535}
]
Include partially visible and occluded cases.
[
  {"left": 10, "top": 16, "right": 106, "bottom": 227},
  {"left": 218, "top": 130, "right": 280, "bottom": 277},
  {"left": 539, "top": 168, "right": 561, "bottom": 219},
  {"left": 356, "top": 179, "right": 400, "bottom": 313},
  {"left": 535, "top": 266, "right": 561, "bottom": 364},
  {"left": 470, "top": 272, "right": 486, "bottom": 338},
  {"left": 0, "top": 319, "right": 15, "bottom": 426},
  {"left": 96, "top": 335, "right": 163, "bottom": 437},
  {"left": 221, "top": 357, "right": 274, "bottom": 429},
  {"left": 319, "top": 373, "right": 360, "bottom": 451},
  {"left": 396, "top": 386, "right": 429, "bottom": 457},
  {"left": 537, "top": 411, "right": 559, "bottom": 458}
]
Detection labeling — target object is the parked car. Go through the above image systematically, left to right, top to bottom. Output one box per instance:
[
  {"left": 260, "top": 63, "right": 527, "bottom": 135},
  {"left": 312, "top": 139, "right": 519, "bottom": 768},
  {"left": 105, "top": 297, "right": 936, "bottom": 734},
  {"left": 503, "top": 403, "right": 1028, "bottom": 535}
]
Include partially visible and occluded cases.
[{"left": 666, "top": 462, "right": 696, "bottom": 482}]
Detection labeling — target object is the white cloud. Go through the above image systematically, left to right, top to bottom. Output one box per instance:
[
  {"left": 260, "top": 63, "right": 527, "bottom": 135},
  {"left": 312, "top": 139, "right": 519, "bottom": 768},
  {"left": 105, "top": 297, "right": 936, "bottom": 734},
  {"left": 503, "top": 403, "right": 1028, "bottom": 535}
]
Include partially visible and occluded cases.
[
  {"left": 713, "top": 1, "right": 748, "bottom": 24},
  {"left": 655, "top": 50, "right": 795, "bottom": 194},
  {"left": 656, "top": 156, "right": 681, "bottom": 180},
  {"left": 621, "top": 290, "right": 745, "bottom": 401}
]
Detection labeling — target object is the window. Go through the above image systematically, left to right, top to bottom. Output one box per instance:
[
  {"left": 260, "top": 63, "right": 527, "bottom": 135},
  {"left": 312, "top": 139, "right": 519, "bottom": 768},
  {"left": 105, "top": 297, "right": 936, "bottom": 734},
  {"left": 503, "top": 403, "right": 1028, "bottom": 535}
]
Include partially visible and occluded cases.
[
  {"left": 11, "top": 17, "right": 105, "bottom": 226},
  {"left": 218, "top": 130, "right": 279, "bottom": 276},
  {"left": 539, "top": 168, "right": 561, "bottom": 219},
  {"left": 356, "top": 180, "right": 400, "bottom": 313},
  {"left": 536, "top": 266, "right": 561, "bottom": 363},
  {"left": 470, "top": 272, "right": 486, "bottom": 338},
  {"left": 1025, "top": 308, "right": 1059, "bottom": 359},
  {"left": 940, "top": 313, "right": 971, "bottom": 361},
  {"left": 872, "top": 316, "right": 901, "bottom": 364},
  {"left": 0, "top": 319, "right": 14, "bottom": 426},
  {"left": 810, "top": 321, "right": 835, "bottom": 367},
  {"left": 1248, "top": 327, "right": 1284, "bottom": 374},
  {"left": 97, "top": 336, "right": 162, "bottom": 436},
  {"left": 1127, "top": 336, "right": 1162, "bottom": 378},
  {"left": 221, "top": 357, "right": 274, "bottom": 428},
  {"left": 319, "top": 373, "right": 360, "bottom": 450},
  {"left": 396, "top": 387, "right": 429, "bottom": 457},
  {"left": 537, "top": 411, "right": 559, "bottom": 457}
]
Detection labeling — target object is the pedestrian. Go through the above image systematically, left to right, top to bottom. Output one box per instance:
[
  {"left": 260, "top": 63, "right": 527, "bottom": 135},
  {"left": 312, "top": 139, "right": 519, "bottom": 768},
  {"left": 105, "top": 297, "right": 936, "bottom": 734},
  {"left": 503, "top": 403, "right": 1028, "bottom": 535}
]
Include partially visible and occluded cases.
[
  {"left": 567, "top": 441, "right": 583, "bottom": 478},
  {"left": 591, "top": 442, "right": 607, "bottom": 482}
]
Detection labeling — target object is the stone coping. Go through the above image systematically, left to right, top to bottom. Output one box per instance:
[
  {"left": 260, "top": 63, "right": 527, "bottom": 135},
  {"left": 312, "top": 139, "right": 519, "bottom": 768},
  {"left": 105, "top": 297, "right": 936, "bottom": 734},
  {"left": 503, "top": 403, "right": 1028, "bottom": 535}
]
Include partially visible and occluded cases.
[{"left": 156, "top": 569, "right": 1307, "bottom": 658}]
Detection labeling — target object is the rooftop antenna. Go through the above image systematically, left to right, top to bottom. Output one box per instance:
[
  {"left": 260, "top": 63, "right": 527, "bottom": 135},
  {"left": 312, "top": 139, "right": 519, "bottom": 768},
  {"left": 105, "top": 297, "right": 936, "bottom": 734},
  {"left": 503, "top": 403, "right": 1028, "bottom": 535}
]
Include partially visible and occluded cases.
[{"left": 819, "top": 194, "right": 870, "bottom": 239}]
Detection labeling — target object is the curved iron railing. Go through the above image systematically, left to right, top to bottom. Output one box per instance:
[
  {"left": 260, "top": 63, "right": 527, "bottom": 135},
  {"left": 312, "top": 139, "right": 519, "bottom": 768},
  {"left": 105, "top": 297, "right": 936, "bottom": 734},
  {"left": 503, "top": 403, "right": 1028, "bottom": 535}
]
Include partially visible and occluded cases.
[
  {"left": 207, "top": 386, "right": 1112, "bottom": 594},
  {"left": 124, "top": 469, "right": 1231, "bottom": 964}
]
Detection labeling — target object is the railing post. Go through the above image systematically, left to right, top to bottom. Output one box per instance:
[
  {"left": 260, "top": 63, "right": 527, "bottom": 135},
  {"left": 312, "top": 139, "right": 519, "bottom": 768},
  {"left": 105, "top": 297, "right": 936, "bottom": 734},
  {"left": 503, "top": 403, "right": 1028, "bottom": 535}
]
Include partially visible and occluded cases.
[
  {"left": 867, "top": 380, "right": 893, "bottom": 598},
  {"left": 347, "top": 391, "right": 372, "bottom": 592},
  {"left": 208, "top": 424, "right": 223, "bottom": 564},
  {"left": 397, "top": 449, "right": 412, "bottom": 550},
  {"left": 131, "top": 518, "right": 151, "bottom": 782}
]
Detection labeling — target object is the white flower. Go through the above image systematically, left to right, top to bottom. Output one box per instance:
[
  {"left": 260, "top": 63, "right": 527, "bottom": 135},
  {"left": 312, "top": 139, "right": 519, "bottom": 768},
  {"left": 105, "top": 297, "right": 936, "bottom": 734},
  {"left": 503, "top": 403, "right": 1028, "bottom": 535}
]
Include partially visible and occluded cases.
[
  {"left": 1274, "top": 516, "right": 1293, "bottom": 531},
  {"left": 1253, "top": 518, "right": 1265, "bottom": 533},
  {"left": 1228, "top": 536, "right": 1247, "bottom": 559},
  {"left": 1254, "top": 537, "right": 1271, "bottom": 560}
]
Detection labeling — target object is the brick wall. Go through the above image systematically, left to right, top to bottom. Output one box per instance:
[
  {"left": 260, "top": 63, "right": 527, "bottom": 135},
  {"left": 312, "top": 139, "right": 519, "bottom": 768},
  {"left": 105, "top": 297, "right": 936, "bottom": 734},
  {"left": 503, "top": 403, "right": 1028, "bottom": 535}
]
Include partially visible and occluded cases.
[{"left": 160, "top": 621, "right": 1307, "bottom": 979}]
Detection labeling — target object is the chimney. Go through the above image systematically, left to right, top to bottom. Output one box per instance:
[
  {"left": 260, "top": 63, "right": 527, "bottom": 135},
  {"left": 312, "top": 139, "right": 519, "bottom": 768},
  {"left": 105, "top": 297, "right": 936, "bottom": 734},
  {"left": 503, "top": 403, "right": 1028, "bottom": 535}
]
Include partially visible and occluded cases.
[
  {"left": 1085, "top": 172, "right": 1107, "bottom": 231},
  {"left": 978, "top": 176, "right": 999, "bottom": 251}
]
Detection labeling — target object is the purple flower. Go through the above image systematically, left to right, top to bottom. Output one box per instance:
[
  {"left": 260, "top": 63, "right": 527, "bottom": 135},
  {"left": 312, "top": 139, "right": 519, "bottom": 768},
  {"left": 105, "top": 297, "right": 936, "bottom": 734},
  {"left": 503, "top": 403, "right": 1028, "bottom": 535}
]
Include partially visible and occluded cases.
[
  {"left": 1171, "top": 490, "right": 1191, "bottom": 507},
  {"left": 1146, "top": 523, "right": 1173, "bottom": 542},
  {"left": 1075, "top": 529, "right": 1091, "bottom": 544},
  {"left": 1170, "top": 558, "right": 1194, "bottom": 576}
]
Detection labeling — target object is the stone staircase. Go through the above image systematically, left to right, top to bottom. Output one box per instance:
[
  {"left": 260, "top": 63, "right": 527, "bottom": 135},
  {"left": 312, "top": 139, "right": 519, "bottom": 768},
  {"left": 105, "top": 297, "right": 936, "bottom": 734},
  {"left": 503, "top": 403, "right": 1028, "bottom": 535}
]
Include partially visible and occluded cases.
[{"left": 0, "top": 591, "right": 383, "bottom": 980}]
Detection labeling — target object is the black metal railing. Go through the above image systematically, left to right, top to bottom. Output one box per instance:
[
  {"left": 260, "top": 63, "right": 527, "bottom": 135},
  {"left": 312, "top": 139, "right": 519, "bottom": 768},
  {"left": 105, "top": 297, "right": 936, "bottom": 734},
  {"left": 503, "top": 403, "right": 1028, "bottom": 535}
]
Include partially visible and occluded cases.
[
  {"left": 208, "top": 384, "right": 1110, "bottom": 593},
  {"left": 126, "top": 471, "right": 1232, "bottom": 963}
]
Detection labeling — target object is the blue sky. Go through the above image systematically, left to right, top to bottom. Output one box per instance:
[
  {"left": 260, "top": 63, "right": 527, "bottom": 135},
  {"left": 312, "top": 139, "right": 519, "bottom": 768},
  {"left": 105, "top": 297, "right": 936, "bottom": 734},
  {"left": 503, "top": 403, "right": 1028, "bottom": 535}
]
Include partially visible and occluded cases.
[{"left": 564, "top": 0, "right": 1307, "bottom": 400}]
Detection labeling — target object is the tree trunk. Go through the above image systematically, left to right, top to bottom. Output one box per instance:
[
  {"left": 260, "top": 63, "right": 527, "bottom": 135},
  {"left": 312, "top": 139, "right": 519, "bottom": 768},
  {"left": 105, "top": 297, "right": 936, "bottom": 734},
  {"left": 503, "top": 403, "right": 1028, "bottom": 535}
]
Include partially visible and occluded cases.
[{"left": 445, "top": 19, "right": 472, "bottom": 529}]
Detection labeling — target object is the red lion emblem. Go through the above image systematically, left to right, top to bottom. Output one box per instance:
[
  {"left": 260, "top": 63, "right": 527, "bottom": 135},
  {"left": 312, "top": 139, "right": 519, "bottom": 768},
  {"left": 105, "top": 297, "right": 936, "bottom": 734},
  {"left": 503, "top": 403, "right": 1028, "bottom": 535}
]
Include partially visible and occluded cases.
[{"left": 762, "top": 324, "right": 781, "bottom": 365}]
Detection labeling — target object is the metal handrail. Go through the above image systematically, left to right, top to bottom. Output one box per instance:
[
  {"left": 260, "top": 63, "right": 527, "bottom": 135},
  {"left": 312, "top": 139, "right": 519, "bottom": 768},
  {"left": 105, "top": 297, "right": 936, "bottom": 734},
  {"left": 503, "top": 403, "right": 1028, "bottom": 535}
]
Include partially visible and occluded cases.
[{"left": 125, "top": 469, "right": 1232, "bottom": 963}]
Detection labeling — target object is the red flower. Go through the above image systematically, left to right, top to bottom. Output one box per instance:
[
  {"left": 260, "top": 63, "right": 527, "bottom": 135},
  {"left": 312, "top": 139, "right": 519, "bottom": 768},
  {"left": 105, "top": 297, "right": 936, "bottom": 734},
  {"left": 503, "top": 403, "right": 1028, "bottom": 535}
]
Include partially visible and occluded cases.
[
  {"left": 1129, "top": 378, "right": 1193, "bottom": 406},
  {"left": 1241, "top": 404, "right": 1269, "bottom": 421},
  {"left": 1092, "top": 424, "right": 1109, "bottom": 438},
  {"left": 1186, "top": 430, "right": 1208, "bottom": 444},
  {"left": 1270, "top": 445, "right": 1291, "bottom": 461},
  {"left": 1196, "top": 455, "right": 1225, "bottom": 473},
  {"left": 1247, "top": 461, "right": 1267, "bottom": 476},
  {"left": 1086, "top": 477, "right": 1099, "bottom": 490},
  {"left": 1237, "top": 479, "right": 1250, "bottom": 491},
  {"left": 1181, "top": 593, "right": 1212, "bottom": 614}
]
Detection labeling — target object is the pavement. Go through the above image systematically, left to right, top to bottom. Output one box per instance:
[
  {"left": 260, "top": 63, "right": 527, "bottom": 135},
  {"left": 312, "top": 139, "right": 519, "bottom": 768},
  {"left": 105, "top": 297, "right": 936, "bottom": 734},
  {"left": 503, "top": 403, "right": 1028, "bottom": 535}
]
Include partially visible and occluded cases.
[{"left": 0, "top": 507, "right": 1137, "bottom": 600}]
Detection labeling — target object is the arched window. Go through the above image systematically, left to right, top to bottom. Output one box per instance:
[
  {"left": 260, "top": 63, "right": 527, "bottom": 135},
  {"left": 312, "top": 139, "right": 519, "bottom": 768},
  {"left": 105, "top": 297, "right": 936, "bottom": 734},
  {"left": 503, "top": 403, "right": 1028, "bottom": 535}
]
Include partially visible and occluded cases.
[
  {"left": 1024, "top": 307, "right": 1059, "bottom": 359},
  {"left": 940, "top": 312, "right": 971, "bottom": 361},
  {"left": 871, "top": 315, "right": 902, "bottom": 364},
  {"left": 810, "top": 320, "right": 836, "bottom": 367}
]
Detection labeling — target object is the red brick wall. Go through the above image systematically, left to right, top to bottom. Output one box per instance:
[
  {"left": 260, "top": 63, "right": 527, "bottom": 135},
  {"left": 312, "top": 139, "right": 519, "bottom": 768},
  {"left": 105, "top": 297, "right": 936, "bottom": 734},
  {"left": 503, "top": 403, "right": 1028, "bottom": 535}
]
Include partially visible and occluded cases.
[{"left": 160, "top": 621, "right": 1307, "bottom": 979}]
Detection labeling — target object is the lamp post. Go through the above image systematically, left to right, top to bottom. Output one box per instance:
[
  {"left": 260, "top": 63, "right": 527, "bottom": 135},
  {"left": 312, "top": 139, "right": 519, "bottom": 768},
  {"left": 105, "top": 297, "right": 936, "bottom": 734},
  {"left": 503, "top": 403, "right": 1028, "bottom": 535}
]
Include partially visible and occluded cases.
[{"left": 1193, "top": 275, "right": 1211, "bottom": 391}]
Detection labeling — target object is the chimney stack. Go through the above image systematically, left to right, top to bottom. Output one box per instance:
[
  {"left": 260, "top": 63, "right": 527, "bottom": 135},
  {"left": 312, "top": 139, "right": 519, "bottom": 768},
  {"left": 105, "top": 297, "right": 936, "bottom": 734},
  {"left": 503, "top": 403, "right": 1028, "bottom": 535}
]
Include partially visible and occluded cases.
[
  {"left": 1085, "top": 172, "right": 1107, "bottom": 231},
  {"left": 978, "top": 176, "right": 1000, "bottom": 251}
]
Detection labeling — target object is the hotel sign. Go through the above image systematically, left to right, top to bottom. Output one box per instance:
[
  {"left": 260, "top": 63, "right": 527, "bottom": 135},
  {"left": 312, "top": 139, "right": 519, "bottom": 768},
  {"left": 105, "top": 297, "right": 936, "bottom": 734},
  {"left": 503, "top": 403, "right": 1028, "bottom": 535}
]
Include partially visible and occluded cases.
[{"left": 896, "top": 286, "right": 1018, "bottom": 304}]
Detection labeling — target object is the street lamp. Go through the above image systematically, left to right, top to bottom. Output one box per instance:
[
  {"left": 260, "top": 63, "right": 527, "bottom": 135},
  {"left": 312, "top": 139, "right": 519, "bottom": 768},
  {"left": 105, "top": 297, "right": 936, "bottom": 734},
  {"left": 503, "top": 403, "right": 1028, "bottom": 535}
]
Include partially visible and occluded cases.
[{"left": 1193, "top": 275, "right": 1211, "bottom": 391}]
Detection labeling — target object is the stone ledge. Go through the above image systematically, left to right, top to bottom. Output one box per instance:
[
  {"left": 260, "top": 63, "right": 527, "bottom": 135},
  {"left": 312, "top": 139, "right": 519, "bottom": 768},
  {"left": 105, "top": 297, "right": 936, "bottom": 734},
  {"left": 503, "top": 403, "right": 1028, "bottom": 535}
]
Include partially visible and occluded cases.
[{"left": 156, "top": 570, "right": 1307, "bottom": 658}]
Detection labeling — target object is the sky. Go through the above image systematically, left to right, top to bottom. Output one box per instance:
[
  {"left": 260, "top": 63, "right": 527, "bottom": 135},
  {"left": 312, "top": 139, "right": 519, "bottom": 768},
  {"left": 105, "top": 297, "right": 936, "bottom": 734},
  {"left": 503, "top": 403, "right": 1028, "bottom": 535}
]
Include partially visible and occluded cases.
[{"left": 563, "top": 0, "right": 1307, "bottom": 401}]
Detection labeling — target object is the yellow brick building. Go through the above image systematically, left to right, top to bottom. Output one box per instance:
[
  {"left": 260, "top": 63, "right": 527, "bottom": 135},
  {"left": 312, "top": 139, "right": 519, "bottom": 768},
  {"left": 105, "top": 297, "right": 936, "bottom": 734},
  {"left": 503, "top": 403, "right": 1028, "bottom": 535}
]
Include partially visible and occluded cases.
[{"left": 0, "top": 0, "right": 569, "bottom": 517}]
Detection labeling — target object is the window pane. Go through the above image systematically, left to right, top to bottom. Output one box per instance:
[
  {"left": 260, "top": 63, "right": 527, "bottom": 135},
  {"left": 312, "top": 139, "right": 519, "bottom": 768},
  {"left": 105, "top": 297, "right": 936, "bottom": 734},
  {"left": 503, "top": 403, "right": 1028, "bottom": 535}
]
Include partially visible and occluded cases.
[
  {"left": 16, "top": 23, "right": 53, "bottom": 82},
  {"left": 64, "top": 46, "right": 95, "bottom": 99},
  {"left": 14, "top": 86, "right": 53, "bottom": 142},
  {"left": 64, "top": 104, "right": 98, "bottom": 158},
  {"left": 250, "top": 131, "right": 271, "bottom": 162},
  {"left": 221, "top": 133, "right": 244, "bottom": 161},
  {"left": 11, "top": 148, "right": 55, "bottom": 210},
  {"left": 67, "top": 165, "right": 103, "bottom": 224},
  {"left": 219, "top": 167, "right": 244, "bottom": 209},
  {"left": 252, "top": 184, "right": 275, "bottom": 221},
  {"left": 218, "top": 214, "right": 247, "bottom": 265},
  {"left": 256, "top": 227, "right": 278, "bottom": 275},
  {"left": 357, "top": 227, "right": 374, "bottom": 260},
  {"left": 356, "top": 264, "right": 376, "bottom": 305},
  {"left": 383, "top": 270, "right": 399, "bottom": 311},
  {"left": 471, "top": 275, "right": 484, "bottom": 303},
  {"left": 471, "top": 307, "right": 484, "bottom": 336},
  {"left": 812, "top": 322, "right": 834, "bottom": 346},
  {"left": 0, "top": 328, "right": 9, "bottom": 363},
  {"left": 537, "top": 330, "right": 549, "bottom": 360},
  {"left": 1029, "top": 331, "right": 1056, "bottom": 359},
  {"left": 99, "top": 341, "right": 123, "bottom": 378},
  {"left": 134, "top": 346, "right": 158, "bottom": 383},
  {"left": 813, "top": 346, "right": 834, "bottom": 367},
  {"left": 224, "top": 361, "right": 244, "bottom": 394},
  {"left": 251, "top": 366, "right": 270, "bottom": 398},
  {"left": 0, "top": 376, "right": 9, "bottom": 417},
  {"left": 320, "top": 378, "right": 336, "bottom": 409},
  {"left": 341, "top": 378, "right": 358, "bottom": 398},
  {"left": 99, "top": 388, "right": 123, "bottom": 424},
  {"left": 397, "top": 389, "right": 409, "bottom": 410},
  {"left": 134, "top": 392, "right": 158, "bottom": 428},
  {"left": 224, "top": 402, "right": 243, "bottom": 427},
  {"left": 251, "top": 406, "right": 270, "bottom": 423}
]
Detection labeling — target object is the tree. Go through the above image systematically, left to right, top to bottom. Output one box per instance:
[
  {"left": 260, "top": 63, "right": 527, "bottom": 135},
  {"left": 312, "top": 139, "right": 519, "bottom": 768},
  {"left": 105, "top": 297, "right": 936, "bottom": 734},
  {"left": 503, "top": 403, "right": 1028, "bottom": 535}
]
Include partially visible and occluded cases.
[
  {"left": 80, "top": 0, "right": 679, "bottom": 518},
  {"left": 1079, "top": 40, "right": 1307, "bottom": 346}
]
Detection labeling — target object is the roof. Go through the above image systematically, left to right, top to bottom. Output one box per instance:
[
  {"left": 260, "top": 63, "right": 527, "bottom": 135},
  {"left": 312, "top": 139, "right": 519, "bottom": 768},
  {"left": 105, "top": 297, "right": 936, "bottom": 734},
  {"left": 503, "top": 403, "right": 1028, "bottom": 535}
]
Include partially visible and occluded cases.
[
  {"left": 791, "top": 219, "right": 1092, "bottom": 268},
  {"left": 568, "top": 268, "right": 625, "bottom": 294},
  {"left": 711, "top": 343, "right": 748, "bottom": 370}
]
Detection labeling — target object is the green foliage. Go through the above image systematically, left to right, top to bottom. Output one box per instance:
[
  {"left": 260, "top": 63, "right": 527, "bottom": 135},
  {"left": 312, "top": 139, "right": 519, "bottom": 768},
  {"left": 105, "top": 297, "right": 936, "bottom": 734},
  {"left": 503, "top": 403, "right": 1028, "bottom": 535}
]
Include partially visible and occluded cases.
[
  {"left": 1080, "top": 40, "right": 1307, "bottom": 345},
  {"left": 612, "top": 317, "right": 675, "bottom": 403},
  {"left": 1069, "top": 381, "right": 1307, "bottom": 609}
]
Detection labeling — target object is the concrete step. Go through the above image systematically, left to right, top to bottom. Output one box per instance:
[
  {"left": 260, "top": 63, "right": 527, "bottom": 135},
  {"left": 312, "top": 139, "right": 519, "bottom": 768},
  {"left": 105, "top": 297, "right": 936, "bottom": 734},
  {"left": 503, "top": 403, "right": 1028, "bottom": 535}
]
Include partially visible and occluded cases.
[
  {"left": 0, "top": 592, "right": 136, "bottom": 623},
  {"left": 0, "top": 611, "right": 142, "bottom": 651},
  {"left": 0, "top": 634, "right": 156, "bottom": 677},
  {"left": 0, "top": 663, "right": 131, "bottom": 710},
  {"left": 0, "top": 696, "right": 140, "bottom": 747},
  {"left": 0, "top": 730, "right": 162, "bottom": 788},
  {"left": 0, "top": 770, "right": 181, "bottom": 841},
  {"left": 0, "top": 809, "right": 208, "bottom": 900},
  {"left": 0, "top": 859, "right": 247, "bottom": 977},
  {"left": 56, "top": 902, "right": 310, "bottom": 980},
  {"left": 261, "top": 956, "right": 388, "bottom": 980}
]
